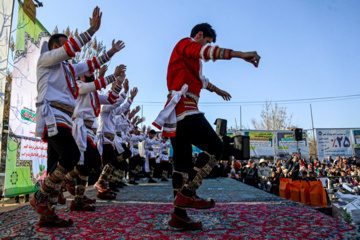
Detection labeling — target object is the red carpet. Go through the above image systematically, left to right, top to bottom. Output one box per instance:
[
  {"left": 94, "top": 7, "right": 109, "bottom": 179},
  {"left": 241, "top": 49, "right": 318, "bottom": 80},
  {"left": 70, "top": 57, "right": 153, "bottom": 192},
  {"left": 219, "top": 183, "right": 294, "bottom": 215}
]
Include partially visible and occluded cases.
[{"left": 1, "top": 201, "right": 359, "bottom": 239}]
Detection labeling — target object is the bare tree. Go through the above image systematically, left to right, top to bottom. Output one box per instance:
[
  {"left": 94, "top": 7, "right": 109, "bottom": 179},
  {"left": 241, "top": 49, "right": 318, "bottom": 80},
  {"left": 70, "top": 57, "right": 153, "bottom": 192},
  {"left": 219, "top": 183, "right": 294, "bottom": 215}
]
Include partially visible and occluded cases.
[
  {"left": 59, "top": 26, "right": 107, "bottom": 78},
  {"left": 251, "top": 101, "right": 293, "bottom": 130}
]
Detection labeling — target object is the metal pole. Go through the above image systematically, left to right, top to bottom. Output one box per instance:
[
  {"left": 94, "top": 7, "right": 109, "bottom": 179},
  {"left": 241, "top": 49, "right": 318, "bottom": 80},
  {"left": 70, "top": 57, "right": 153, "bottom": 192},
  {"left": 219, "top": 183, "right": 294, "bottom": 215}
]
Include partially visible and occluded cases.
[
  {"left": 310, "top": 104, "right": 317, "bottom": 158},
  {"left": 141, "top": 105, "right": 143, "bottom": 129},
  {"left": 240, "top": 106, "right": 242, "bottom": 131},
  {"left": 235, "top": 118, "right": 238, "bottom": 134}
]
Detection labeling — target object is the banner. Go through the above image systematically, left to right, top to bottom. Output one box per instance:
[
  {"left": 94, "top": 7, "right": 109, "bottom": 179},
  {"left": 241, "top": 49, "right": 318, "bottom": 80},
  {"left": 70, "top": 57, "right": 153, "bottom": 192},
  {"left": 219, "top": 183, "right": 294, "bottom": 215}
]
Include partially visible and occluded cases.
[
  {"left": 0, "top": 0, "right": 15, "bottom": 164},
  {"left": 4, "top": 3, "right": 50, "bottom": 196},
  {"left": 9, "top": 3, "right": 49, "bottom": 137},
  {"left": 316, "top": 129, "right": 353, "bottom": 159},
  {"left": 276, "top": 130, "right": 309, "bottom": 160},
  {"left": 353, "top": 130, "right": 360, "bottom": 148},
  {"left": 243, "top": 131, "right": 275, "bottom": 158},
  {"left": 4, "top": 136, "right": 38, "bottom": 197},
  {"left": 20, "top": 137, "right": 47, "bottom": 185}
]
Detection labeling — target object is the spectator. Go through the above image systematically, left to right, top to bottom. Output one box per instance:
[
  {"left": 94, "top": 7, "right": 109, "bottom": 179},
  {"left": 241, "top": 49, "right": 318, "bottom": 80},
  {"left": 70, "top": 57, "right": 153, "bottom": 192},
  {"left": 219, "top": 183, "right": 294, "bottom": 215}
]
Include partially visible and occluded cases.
[
  {"left": 287, "top": 155, "right": 300, "bottom": 178},
  {"left": 333, "top": 156, "right": 341, "bottom": 167},
  {"left": 257, "top": 159, "right": 272, "bottom": 192},
  {"left": 245, "top": 163, "right": 258, "bottom": 188},
  {"left": 269, "top": 166, "right": 283, "bottom": 195},
  {"left": 228, "top": 168, "right": 240, "bottom": 180},
  {"left": 282, "top": 169, "right": 289, "bottom": 177},
  {"left": 308, "top": 170, "right": 317, "bottom": 181},
  {"left": 339, "top": 170, "right": 359, "bottom": 194}
]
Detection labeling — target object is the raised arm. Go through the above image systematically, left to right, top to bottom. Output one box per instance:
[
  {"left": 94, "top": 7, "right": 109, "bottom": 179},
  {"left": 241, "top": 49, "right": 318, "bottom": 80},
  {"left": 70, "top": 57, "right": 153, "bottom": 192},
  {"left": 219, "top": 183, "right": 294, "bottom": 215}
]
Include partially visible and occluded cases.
[
  {"left": 38, "top": 7, "right": 102, "bottom": 67},
  {"left": 78, "top": 64, "right": 125, "bottom": 95},
  {"left": 115, "top": 87, "right": 138, "bottom": 115}
]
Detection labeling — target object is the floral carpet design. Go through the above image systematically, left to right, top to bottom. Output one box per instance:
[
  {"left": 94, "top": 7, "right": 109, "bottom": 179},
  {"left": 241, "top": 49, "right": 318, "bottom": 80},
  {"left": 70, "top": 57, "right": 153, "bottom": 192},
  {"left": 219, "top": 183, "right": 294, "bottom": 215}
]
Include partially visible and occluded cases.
[{"left": 1, "top": 179, "right": 359, "bottom": 239}]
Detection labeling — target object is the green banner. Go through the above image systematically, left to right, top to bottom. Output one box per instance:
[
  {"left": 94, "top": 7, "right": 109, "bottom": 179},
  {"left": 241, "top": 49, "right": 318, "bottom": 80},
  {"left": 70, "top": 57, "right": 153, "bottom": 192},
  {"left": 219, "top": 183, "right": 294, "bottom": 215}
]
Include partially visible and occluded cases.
[
  {"left": 3, "top": 1, "right": 49, "bottom": 197},
  {"left": 16, "top": 2, "right": 48, "bottom": 51},
  {"left": 4, "top": 137, "right": 38, "bottom": 197}
]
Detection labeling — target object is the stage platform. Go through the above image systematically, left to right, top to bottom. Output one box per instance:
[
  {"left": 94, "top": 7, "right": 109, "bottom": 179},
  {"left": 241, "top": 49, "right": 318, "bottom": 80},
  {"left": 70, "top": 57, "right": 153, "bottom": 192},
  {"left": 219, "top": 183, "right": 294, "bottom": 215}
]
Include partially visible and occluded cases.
[{"left": 1, "top": 178, "right": 360, "bottom": 239}]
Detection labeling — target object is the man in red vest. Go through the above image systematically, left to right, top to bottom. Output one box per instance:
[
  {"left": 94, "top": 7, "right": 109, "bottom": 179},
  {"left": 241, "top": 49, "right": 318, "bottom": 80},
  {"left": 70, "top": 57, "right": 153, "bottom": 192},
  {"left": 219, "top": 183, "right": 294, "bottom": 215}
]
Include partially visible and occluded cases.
[{"left": 153, "top": 23, "right": 260, "bottom": 230}]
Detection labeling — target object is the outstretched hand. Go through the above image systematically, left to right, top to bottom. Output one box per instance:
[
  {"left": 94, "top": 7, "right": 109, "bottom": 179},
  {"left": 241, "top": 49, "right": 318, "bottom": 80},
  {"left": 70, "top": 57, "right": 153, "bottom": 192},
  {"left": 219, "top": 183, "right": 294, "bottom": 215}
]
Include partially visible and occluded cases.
[
  {"left": 88, "top": 6, "right": 102, "bottom": 36},
  {"left": 107, "top": 40, "right": 125, "bottom": 58},
  {"left": 242, "top": 51, "right": 261, "bottom": 68},
  {"left": 114, "top": 64, "right": 126, "bottom": 77},
  {"left": 98, "top": 65, "right": 107, "bottom": 78},
  {"left": 130, "top": 87, "right": 138, "bottom": 100},
  {"left": 215, "top": 88, "right": 232, "bottom": 101},
  {"left": 135, "top": 106, "right": 141, "bottom": 113},
  {"left": 129, "top": 108, "right": 136, "bottom": 119},
  {"left": 132, "top": 116, "right": 139, "bottom": 125},
  {"left": 136, "top": 117, "right": 144, "bottom": 125}
]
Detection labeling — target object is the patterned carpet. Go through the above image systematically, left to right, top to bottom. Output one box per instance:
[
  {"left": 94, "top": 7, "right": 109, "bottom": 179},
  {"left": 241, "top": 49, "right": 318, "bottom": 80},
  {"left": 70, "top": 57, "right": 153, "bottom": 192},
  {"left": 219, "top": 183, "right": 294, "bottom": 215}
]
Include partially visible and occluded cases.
[{"left": 1, "top": 178, "right": 360, "bottom": 239}]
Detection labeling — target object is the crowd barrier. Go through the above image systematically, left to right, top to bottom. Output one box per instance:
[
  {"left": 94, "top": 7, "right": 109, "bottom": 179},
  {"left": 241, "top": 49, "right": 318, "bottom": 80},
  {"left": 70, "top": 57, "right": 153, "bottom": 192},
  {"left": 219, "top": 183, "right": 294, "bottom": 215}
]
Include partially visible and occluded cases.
[{"left": 279, "top": 178, "right": 328, "bottom": 207}]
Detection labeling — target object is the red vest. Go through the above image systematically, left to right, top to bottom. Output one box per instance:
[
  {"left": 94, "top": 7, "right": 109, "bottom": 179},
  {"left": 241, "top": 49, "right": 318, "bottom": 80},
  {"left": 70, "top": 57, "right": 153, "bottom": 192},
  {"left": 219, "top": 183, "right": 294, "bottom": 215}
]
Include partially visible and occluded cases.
[{"left": 167, "top": 38, "right": 203, "bottom": 117}]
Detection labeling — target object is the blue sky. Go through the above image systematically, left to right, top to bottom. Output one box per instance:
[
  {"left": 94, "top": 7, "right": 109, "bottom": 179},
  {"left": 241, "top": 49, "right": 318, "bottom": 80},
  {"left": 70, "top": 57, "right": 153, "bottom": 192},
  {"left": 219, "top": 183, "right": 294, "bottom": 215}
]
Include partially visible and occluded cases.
[{"left": 10, "top": 0, "right": 360, "bottom": 132}]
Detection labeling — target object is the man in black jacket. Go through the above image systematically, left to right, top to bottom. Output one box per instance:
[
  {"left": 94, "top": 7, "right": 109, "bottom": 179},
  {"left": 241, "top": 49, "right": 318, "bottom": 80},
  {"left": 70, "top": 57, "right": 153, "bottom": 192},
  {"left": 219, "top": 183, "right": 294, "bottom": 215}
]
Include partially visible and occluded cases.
[
  {"left": 287, "top": 154, "right": 300, "bottom": 178},
  {"left": 245, "top": 163, "right": 258, "bottom": 187}
]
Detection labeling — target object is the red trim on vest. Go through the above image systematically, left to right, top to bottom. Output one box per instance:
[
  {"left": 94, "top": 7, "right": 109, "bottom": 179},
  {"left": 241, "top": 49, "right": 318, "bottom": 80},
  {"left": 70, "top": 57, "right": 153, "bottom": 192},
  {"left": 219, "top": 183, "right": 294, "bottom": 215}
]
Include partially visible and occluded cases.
[
  {"left": 63, "top": 63, "right": 79, "bottom": 99},
  {"left": 94, "top": 79, "right": 101, "bottom": 91},
  {"left": 90, "top": 91, "right": 101, "bottom": 117},
  {"left": 42, "top": 123, "right": 73, "bottom": 141},
  {"left": 87, "top": 137, "right": 97, "bottom": 148}
]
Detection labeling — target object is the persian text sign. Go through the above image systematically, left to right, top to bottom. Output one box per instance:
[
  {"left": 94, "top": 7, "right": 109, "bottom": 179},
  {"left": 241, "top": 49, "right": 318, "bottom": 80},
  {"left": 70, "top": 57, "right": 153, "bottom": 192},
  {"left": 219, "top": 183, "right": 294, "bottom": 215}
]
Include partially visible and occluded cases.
[
  {"left": 316, "top": 129, "right": 353, "bottom": 158},
  {"left": 277, "top": 130, "right": 309, "bottom": 159},
  {"left": 243, "top": 131, "right": 275, "bottom": 157},
  {"left": 20, "top": 137, "right": 47, "bottom": 184}
]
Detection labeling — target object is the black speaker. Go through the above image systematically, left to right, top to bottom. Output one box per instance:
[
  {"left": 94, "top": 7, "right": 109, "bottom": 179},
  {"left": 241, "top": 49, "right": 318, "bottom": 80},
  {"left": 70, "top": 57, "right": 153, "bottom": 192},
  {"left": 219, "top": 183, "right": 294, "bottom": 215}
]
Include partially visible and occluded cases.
[
  {"left": 214, "top": 118, "right": 227, "bottom": 136},
  {"left": 293, "top": 128, "right": 303, "bottom": 141},
  {"left": 233, "top": 135, "right": 250, "bottom": 160}
]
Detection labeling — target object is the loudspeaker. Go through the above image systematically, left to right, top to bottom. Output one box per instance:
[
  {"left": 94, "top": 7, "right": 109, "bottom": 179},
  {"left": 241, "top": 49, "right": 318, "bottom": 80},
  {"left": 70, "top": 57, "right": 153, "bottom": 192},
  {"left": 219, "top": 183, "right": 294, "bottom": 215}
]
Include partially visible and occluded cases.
[
  {"left": 214, "top": 118, "right": 227, "bottom": 136},
  {"left": 293, "top": 128, "right": 303, "bottom": 141},
  {"left": 233, "top": 135, "right": 250, "bottom": 160}
]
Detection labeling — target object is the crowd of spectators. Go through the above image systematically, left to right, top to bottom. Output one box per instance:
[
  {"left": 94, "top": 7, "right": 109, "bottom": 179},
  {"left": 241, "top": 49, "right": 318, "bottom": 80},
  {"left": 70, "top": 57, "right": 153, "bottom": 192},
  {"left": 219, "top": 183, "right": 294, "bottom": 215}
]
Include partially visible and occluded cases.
[{"left": 210, "top": 153, "right": 360, "bottom": 196}]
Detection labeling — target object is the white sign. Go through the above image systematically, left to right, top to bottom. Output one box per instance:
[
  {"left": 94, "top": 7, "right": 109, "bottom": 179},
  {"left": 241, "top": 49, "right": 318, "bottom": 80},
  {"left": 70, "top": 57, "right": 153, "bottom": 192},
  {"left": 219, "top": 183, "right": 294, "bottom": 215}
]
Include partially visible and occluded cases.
[
  {"left": 0, "top": 0, "right": 15, "bottom": 161},
  {"left": 9, "top": 33, "right": 49, "bottom": 137},
  {"left": 316, "top": 129, "right": 353, "bottom": 158},
  {"left": 276, "top": 130, "right": 310, "bottom": 160},
  {"left": 242, "top": 131, "right": 275, "bottom": 158},
  {"left": 20, "top": 137, "right": 48, "bottom": 184}
]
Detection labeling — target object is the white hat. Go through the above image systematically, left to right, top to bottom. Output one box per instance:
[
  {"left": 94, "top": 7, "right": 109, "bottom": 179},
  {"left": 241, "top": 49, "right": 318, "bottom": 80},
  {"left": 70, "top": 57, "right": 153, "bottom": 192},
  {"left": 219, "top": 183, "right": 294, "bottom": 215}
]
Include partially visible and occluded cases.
[{"left": 259, "top": 159, "right": 266, "bottom": 164}]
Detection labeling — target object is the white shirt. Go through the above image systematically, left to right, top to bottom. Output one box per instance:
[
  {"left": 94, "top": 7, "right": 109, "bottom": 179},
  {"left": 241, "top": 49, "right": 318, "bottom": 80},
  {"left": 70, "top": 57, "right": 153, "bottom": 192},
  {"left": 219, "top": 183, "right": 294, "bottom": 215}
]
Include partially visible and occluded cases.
[{"left": 35, "top": 47, "right": 91, "bottom": 138}]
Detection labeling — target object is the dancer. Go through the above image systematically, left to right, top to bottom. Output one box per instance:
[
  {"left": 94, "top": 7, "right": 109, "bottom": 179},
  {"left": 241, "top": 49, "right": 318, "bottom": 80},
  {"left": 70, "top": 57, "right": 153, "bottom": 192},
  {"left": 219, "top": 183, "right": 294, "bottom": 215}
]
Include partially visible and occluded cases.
[
  {"left": 31, "top": 7, "right": 125, "bottom": 227},
  {"left": 153, "top": 23, "right": 260, "bottom": 230},
  {"left": 65, "top": 64, "right": 126, "bottom": 211},
  {"left": 95, "top": 76, "right": 138, "bottom": 199},
  {"left": 113, "top": 108, "right": 143, "bottom": 187},
  {"left": 128, "top": 125, "right": 146, "bottom": 184},
  {"left": 144, "top": 130, "right": 162, "bottom": 183},
  {"left": 159, "top": 137, "right": 172, "bottom": 181}
]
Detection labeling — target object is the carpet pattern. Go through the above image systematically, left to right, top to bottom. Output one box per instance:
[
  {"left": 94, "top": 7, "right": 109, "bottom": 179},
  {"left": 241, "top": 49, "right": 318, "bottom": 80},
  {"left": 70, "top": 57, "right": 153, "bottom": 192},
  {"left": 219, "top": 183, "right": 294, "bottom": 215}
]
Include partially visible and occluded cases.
[{"left": 1, "top": 178, "right": 360, "bottom": 239}]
